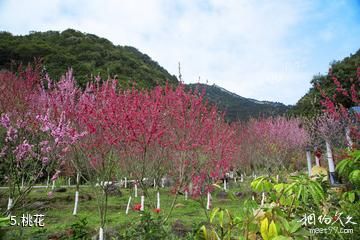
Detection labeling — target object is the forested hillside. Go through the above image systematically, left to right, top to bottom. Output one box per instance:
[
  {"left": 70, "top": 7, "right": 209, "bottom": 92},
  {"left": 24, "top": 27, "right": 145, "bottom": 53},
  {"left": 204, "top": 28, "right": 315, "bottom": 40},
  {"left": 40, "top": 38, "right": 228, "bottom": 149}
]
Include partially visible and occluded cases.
[{"left": 0, "top": 29, "right": 178, "bottom": 88}]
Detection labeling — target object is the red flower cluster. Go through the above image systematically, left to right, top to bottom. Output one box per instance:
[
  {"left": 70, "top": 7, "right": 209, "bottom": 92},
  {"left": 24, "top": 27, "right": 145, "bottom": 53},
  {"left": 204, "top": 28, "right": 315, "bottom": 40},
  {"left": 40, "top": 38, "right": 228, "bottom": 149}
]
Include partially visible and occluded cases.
[
  {"left": 315, "top": 149, "right": 322, "bottom": 159},
  {"left": 133, "top": 203, "right": 142, "bottom": 211}
]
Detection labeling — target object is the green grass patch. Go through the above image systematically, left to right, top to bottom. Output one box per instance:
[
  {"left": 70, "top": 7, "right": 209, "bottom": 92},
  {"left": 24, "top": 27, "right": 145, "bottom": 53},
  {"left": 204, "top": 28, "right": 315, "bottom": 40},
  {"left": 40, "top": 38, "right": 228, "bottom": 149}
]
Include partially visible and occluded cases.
[{"left": 0, "top": 179, "right": 254, "bottom": 239}]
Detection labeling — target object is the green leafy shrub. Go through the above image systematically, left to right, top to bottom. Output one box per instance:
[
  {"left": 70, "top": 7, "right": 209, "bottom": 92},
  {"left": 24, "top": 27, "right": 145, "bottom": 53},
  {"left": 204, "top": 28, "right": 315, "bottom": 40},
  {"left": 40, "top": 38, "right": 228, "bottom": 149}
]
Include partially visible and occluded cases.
[
  {"left": 336, "top": 149, "right": 360, "bottom": 188},
  {"left": 122, "top": 211, "right": 175, "bottom": 240},
  {"left": 64, "top": 217, "right": 90, "bottom": 240}
]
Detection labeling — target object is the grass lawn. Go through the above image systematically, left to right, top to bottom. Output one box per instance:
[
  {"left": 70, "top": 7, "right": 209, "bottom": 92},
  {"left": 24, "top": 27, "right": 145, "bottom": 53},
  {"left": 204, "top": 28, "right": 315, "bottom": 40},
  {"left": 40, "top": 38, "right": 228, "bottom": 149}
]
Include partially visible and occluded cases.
[{"left": 0, "top": 179, "right": 254, "bottom": 239}]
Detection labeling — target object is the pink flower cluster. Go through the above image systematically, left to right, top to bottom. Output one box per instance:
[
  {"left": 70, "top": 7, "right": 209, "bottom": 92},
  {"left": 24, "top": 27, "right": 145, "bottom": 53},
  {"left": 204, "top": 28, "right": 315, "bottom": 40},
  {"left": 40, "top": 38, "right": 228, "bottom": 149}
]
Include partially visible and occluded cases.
[
  {"left": 0, "top": 65, "right": 87, "bottom": 185},
  {"left": 236, "top": 117, "right": 309, "bottom": 170},
  {"left": 13, "top": 140, "right": 35, "bottom": 162}
]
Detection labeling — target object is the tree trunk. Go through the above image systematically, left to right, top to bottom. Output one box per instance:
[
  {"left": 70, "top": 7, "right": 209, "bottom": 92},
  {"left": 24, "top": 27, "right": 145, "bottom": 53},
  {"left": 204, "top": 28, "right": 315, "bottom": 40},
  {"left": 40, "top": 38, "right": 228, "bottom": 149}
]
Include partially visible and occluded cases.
[
  {"left": 326, "top": 141, "right": 338, "bottom": 184},
  {"left": 306, "top": 149, "right": 312, "bottom": 176},
  {"left": 73, "top": 172, "right": 80, "bottom": 215}
]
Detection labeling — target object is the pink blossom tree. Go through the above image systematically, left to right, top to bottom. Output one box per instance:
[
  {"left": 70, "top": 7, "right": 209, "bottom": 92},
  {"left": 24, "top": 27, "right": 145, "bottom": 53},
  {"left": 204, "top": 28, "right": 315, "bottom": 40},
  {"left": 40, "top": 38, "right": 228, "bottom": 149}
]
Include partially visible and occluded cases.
[
  {"left": 0, "top": 66, "right": 85, "bottom": 215},
  {"left": 314, "top": 67, "right": 359, "bottom": 183},
  {"left": 316, "top": 67, "right": 360, "bottom": 148},
  {"left": 235, "top": 117, "right": 309, "bottom": 173}
]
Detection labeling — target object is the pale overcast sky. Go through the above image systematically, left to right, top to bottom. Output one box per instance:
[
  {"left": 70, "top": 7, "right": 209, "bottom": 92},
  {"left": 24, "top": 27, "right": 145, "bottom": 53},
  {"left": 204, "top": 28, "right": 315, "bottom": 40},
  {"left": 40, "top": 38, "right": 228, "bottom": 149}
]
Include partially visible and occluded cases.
[{"left": 1, "top": 0, "right": 359, "bottom": 104}]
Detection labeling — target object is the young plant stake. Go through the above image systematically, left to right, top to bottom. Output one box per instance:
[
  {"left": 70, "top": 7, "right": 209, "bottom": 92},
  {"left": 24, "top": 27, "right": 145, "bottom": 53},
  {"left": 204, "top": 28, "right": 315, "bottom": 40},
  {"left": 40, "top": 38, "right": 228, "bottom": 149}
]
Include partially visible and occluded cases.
[
  {"left": 156, "top": 191, "right": 160, "bottom": 209},
  {"left": 140, "top": 195, "right": 145, "bottom": 211}
]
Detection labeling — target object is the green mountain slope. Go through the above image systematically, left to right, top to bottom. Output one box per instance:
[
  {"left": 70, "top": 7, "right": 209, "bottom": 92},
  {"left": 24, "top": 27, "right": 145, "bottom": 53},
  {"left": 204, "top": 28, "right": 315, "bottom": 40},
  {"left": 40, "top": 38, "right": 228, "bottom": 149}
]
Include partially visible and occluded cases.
[
  {"left": 0, "top": 29, "right": 178, "bottom": 88},
  {"left": 189, "top": 83, "right": 290, "bottom": 121}
]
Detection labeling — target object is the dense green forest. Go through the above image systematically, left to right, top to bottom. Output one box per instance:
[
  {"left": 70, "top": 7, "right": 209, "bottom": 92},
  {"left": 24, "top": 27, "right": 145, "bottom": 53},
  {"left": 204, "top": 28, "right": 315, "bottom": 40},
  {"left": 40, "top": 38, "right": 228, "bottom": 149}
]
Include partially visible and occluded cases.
[
  {"left": 0, "top": 29, "right": 178, "bottom": 88},
  {"left": 291, "top": 49, "right": 360, "bottom": 117}
]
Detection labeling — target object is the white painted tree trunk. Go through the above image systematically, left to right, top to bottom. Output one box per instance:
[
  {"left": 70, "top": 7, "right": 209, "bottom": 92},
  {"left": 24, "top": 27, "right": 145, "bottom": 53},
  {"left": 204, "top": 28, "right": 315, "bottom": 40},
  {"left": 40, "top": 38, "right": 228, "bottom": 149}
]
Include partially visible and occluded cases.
[
  {"left": 345, "top": 127, "right": 353, "bottom": 149},
  {"left": 326, "top": 140, "right": 337, "bottom": 184},
  {"left": 326, "top": 141, "right": 335, "bottom": 172},
  {"left": 306, "top": 149, "right": 312, "bottom": 176},
  {"left": 315, "top": 155, "right": 320, "bottom": 167},
  {"left": 73, "top": 172, "right": 80, "bottom": 215},
  {"left": 240, "top": 174, "right": 244, "bottom": 182},
  {"left": 46, "top": 175, "right": 50, "bottom": 189},
  {"left": 276, "top": 175, "right": 279, "bottom": 182},
  {"left": 68, "top": 177, "right": 71, "bottom": 186},
  {"left": 124, "top": 177, "right": 127, "bottom": 188},
  {"left": 234, "top": 177, "right": 237, "bottom": 183},
  {"left": 161, "top": 178, "right": 165, "bottom": 188},
  {"left": 154, "top": 179, "right": 156, "bottom": 189},
  {"left": 223, "top": 179, "right": 227, "bottom": 191},
  {"left": 51, "top": 180, "right": 55, "bottom": 191},
  {"left": 134, "top": 184, "right": 138, "bottom": 198},
  {"left": 185, "top": 190, "right": 188, "bottom": 200},
  {"left": 73, "top": 191, "right": 79, "bottom": 215},
  {"left": 156, "top": 191, "right": 160, "bottom": 209},
  {"left": 206, "top": 192, "right": 211, "bottom": 210},
  {"left": 261, "top": 192, "right": 265, "bottom": 206},
  {"left": 140, "top": 195, "right": 144, "bottom": 211},
  {"left": 125, "top": 196, "right": 132, "bottom": 215},
  {"left": 7, "top": 197, "right": 13, "bottom": 211},
  {"left": 99, "top": 227, "right": 104, "bottom": 240}
]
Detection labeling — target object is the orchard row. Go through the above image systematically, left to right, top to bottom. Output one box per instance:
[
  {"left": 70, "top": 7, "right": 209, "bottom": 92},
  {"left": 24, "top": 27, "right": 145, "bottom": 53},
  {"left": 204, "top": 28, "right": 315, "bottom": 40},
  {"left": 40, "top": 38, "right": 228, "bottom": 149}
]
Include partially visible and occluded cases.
[{"left": 0, "top": 64, "right": 358, "bottom": 239}]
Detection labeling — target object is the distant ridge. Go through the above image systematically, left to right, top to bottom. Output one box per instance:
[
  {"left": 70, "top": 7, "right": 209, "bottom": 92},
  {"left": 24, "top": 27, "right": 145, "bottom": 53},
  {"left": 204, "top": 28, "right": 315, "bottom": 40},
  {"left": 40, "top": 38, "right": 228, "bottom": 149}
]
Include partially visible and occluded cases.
[{"left": 189, "top": 83, "right": 290, "bottom": 121}]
